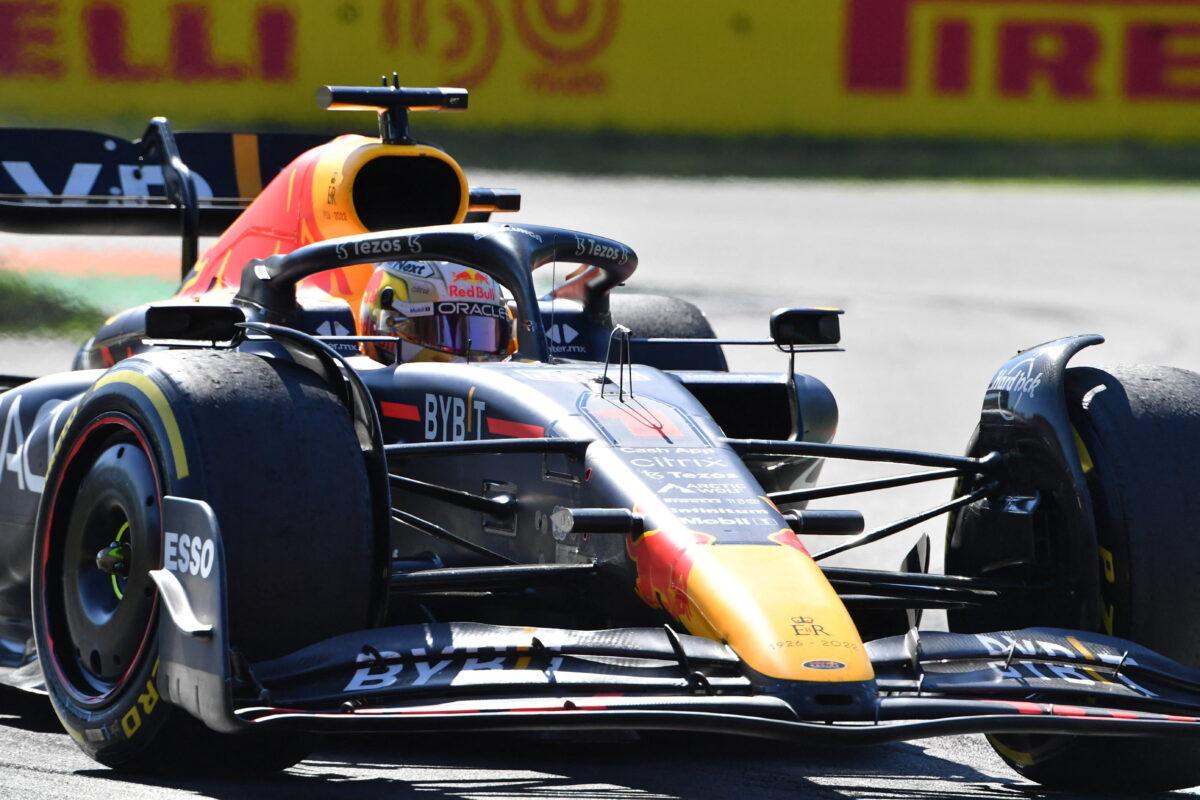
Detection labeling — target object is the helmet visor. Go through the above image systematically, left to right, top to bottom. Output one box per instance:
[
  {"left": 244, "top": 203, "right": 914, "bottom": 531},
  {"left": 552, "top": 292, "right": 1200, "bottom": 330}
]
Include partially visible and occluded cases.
[{"left": 390, "top": 300, "right": 510, "bottom": 356}]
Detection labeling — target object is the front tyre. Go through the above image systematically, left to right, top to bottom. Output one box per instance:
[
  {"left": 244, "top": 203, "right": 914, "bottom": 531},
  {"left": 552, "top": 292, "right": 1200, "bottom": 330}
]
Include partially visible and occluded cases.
[
  {"left": 609, "top": 293, "right": 727, "bottom": 371},
  {"left": 33, "top": 350, "right": 377, "bottom": 772},
  {"left": 950, "top": 365, "right": 1200, "bottom": 793}
]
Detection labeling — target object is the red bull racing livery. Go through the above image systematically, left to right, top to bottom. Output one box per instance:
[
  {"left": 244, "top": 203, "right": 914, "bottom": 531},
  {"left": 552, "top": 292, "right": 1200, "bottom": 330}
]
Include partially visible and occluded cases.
[{"left": 1, "top": 81, "right": 1200, "bottom": 793}]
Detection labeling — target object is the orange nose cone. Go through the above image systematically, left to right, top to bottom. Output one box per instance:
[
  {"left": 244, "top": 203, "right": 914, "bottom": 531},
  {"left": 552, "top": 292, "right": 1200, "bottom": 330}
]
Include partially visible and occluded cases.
[{"left": 631, "top": 531, "right": 874, "bottom": 682}]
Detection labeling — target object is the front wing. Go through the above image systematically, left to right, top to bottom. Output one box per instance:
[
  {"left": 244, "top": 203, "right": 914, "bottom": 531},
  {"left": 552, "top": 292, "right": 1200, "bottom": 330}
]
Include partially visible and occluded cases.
[{"left": 156, "top": 496, "right": 1200, "bottom": 744}]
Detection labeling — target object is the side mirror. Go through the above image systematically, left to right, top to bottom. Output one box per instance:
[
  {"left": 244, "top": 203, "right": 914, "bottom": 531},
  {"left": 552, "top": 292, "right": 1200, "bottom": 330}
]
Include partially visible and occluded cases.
[
  {"left": 146, "top": 304, "right": 245, "bottom": 341},
  {"left": 770, "top": 307, "right": 843, "bottom": 346}
]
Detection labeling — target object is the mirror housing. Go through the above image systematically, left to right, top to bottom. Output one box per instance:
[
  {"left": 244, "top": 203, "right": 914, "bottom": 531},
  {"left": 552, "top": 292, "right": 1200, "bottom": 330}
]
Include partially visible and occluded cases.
[
  {"left": 146, "top": 304, "right": 245, "bottom": 341},
  {"left": 770, "top": 307, "right": 843, "bottom": 346}
]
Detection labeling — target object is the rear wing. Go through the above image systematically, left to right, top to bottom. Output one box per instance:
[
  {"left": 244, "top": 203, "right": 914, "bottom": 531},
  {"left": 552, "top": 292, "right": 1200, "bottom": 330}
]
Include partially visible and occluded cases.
[
  {"left": 0, "top": 82, "right": 520, "bottom": 278},
  {"left": 0, "top": 120, "right": 335, "bottom": 278},
  {"left": 0, "top": 124, "right": 327, "bottom": 236},
  {"left": 0, "top": 125, "right": 518, "bottom": 235}
]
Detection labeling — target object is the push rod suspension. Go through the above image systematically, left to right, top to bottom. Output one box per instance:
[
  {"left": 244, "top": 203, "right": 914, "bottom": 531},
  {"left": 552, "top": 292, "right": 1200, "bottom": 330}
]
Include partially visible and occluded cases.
[
  {"left": 722, "top": 438, "right": 1000, "bottom": 472},
  {"left": 768, "top": 466, "right": 967, "bottom": 505},
  {"left": 387, "top": 473, "right": 514, "bottom": 517},
  {"left": 811, "top": 482, "right": 997, "bottom": 562},
  {"left": 390, "top": 508, "right": 516, "bottom": 565},
  {"left": 818, "top": 566, "right": 1022, "bottom": 592},
  {"left": 828, "top": 578, "right": 998, "bottom": 601},
  {"left": 837, "top": 595, "right": 977, "bottom": 610}
]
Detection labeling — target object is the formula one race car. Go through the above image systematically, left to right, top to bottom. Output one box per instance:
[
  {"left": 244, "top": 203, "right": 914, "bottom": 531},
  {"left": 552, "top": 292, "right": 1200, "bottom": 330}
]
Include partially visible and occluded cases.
[{"left": 2, "top": 82, "right": 1200, "bottom": 793}]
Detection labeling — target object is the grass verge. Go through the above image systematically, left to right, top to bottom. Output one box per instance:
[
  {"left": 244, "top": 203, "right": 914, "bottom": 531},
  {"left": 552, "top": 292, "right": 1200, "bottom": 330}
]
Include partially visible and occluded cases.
[{"left": 0, "top": 271, "right": 107, "bottom": 338}]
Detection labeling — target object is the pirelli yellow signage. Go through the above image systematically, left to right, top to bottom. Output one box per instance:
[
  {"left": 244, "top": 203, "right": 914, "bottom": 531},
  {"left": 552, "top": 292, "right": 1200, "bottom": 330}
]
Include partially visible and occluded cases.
[{"left": 1, "top": 0, "right": 1198, "bottom": 140}]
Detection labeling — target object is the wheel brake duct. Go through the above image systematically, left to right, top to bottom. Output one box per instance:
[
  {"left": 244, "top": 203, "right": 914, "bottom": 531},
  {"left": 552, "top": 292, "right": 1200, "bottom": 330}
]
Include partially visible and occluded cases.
[{"left": 973, "top": 334, "right": 1107, "bottom": 627}]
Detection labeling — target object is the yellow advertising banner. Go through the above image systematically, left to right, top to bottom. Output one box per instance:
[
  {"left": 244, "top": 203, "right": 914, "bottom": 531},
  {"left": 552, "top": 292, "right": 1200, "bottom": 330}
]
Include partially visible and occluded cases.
[{"left": 0, "top": 0, "right": 1198, "bottom": 140}]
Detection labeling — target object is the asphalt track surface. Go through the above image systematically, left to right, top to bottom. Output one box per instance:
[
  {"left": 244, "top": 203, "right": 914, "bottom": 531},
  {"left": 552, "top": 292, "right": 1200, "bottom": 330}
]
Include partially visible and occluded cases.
[{"left": 2, "top": 176, "right": 1199, "bottom": 797}]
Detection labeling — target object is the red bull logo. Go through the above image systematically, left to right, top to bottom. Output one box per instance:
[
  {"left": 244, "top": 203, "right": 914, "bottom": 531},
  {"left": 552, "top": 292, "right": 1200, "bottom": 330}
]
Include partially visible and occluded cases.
[
  {"left": 449, "top": 269, "right": 496, "bottom": 300},
  {"left": 626, "top": 527, "right": 714, "bottom": 620}
]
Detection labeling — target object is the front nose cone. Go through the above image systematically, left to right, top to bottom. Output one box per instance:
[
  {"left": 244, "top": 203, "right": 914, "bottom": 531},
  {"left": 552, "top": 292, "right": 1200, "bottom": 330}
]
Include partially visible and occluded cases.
[{"left": 629, "top": 531, "right": 874, "bottom": 683}]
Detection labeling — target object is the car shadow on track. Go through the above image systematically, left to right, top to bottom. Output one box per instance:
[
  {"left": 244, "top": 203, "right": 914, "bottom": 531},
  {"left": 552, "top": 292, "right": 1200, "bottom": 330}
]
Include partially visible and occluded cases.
[
  {"left": 0, "top": 686, "right": 64, "bottom": 734},
  {"left": 1, "top": 690, "right": 1186, "bottom": 799},
  {"left": 2, "top": 694, "right": 1190, "bottom": 799},
  {"left": 64, "top": 730, "right": 1183, "bottom": 800}
]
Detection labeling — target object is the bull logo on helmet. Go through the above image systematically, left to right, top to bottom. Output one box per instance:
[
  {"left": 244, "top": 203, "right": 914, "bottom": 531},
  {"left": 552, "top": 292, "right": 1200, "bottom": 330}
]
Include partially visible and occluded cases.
[{"left": 449, "top": 268, "right": 497, "bottom": 300}]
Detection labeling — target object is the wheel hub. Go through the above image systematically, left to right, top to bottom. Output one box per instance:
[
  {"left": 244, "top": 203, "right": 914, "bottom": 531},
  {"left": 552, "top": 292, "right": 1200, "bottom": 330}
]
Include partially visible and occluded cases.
[
  {"left": 45, "top": 424, "right": 162, "bottom": 705},
  {"left": 95, "top": 529, "right": 131, "bottom": 579}
]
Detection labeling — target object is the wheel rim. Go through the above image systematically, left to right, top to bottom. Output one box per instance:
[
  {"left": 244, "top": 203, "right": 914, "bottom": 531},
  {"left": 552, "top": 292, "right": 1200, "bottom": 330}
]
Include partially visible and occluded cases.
[{"left": 41, "top": 414, "right": 161, "bottom": 707}]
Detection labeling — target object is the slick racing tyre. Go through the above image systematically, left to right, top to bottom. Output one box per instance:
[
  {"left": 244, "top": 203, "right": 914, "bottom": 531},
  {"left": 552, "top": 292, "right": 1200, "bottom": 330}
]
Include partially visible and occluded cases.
[
  {"left": 609, "top": 293, "right": 727, "bottom": 371},
  {"left": 32, "top": 350, "right": 377, "bottom": 773},
  {"left": 948, "top": 365, "right": 1200, "bottom": 793}
]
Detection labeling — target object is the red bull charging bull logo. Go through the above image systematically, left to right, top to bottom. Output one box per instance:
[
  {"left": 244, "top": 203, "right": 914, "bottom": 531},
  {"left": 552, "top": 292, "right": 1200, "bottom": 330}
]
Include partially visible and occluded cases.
[
  {"left": 449, "top": 269, "right": 496, "bottom": 300},
  {"left": 626, "top": 526, "right": 715, "bottom": 620}
]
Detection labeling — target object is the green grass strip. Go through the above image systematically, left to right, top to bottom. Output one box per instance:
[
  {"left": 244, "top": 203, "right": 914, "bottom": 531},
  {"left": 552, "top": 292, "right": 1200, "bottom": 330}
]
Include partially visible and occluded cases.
[
  {"left": 0, "top": 271, "right": 109, "bottom": 338},
  {"left": 28, "top": 273, "right": 178, "bottom": 314}
]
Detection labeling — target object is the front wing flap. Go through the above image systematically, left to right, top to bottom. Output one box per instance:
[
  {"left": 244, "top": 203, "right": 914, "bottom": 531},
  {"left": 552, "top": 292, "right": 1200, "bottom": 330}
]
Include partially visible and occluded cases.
[
  {"left": 155, "top": 498, "right": 1200, "bottom": 743},
  {"left": 251, "top": 622, "right": 751, "bottom": 708},
  {"left": 232, "top": 623, "right": 1200, "bottom": 742},
  {"left": 230, "top": 624, "right": 1200, "bottom": 742},
  {"left": 869, "top": 627, "right": 1200, "bottom": 713}
]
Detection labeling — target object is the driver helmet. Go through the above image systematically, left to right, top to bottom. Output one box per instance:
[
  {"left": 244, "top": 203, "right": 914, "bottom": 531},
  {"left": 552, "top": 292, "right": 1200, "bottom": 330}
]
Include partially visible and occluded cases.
[{"left": 358, "top": 261, "right": 514, "bottom": 364}]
